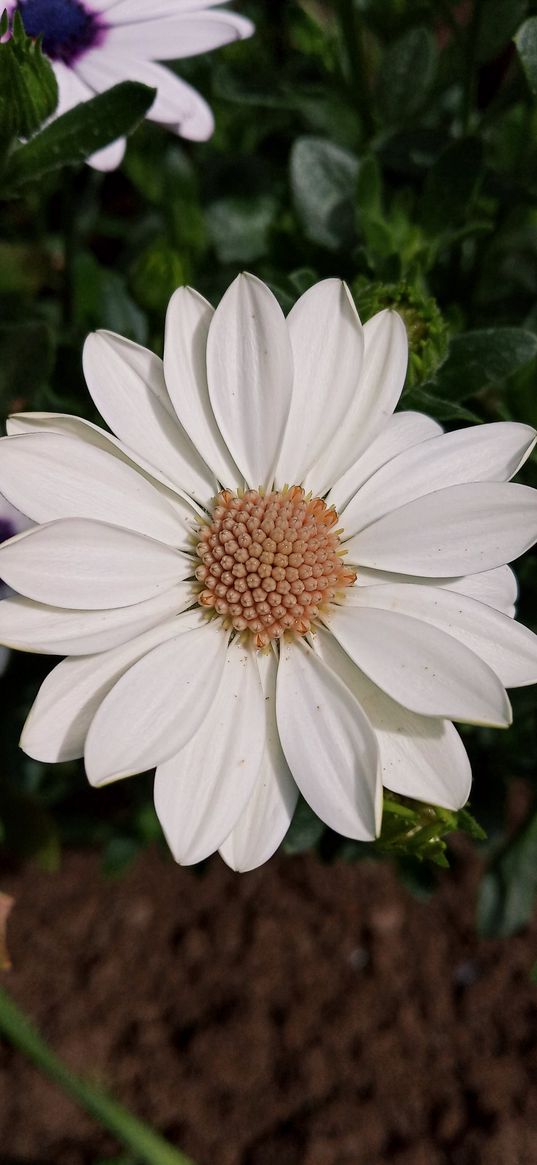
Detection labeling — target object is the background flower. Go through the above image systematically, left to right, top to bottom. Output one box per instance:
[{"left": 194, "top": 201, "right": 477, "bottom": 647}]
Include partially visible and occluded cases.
[{"left": 8, "top": 0, "right": 254, "bottom": 167}]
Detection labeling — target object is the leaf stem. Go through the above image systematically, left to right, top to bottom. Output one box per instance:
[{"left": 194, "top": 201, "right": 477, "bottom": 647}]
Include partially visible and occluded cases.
[
  {"left": 335, "top": 0, "right": 375, "bottom": 139},
  {"left": 462, "top": 0, "right": 483, "bottom": 133},
  {"left": 61, "top": 167, "right": 76, "bottom": 329},
  {"left": 0, "top": 987, "right": 196, "bottom": 1165}
]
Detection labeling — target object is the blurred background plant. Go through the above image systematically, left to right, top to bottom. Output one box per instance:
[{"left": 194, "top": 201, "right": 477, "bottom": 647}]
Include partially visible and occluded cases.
[{"left": 1, "top": 0, "right": 537, "bottom": 946}]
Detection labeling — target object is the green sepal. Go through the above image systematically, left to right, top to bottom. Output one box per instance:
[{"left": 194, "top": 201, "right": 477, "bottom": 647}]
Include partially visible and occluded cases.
[
  {"left": 0, "top": 9, "right": 58, "bottom": 139},
  {"left": 375, "top": 797, "right": 486, "bottom": 868}
]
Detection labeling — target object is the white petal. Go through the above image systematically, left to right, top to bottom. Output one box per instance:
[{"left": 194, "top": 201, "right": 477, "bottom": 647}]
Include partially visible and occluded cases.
[
  {"left": 103, "top": 0, "right": 234, "bottom": 15},
  {"left": 104, "top": 11, "right": 254, "bottom": 59},
  {"left": 76, "top": 51, "right": 214, "bottom": 140},
  {"left": 52, "top": 60, "right": 93, "bottom": 113},
  {"left": 52, "top": 62, "right": 127, "bottom": 171},
  {"left": 153, "top": 71, "right": 214, "bottom": 141},
  {"left": 89, "top": 137, "right": 127, "bottom": 171},
  {"left": 206, "top": 274, "right": 293, "bottom": 489},
  {"left": 274, "top": 281, "right": 364, "bottom": 488},
  {"left": 164, "top": 287, "right": 241, "bottom": 487},
  {"left": 303, "top": 310, "right": 407, "bottom": 498},
  {"left": 83, "top": 331, "right": 216, "bottom": 504},
  {"left": 327, "top": 411, "right": 443, "bottom": 514},
  {"left": 6, "top": 412, "right": 200, "bottom": 521},
  {"left": 340, "top": 422, "right": 537, "bottom": 538},
  {"left": 0, "top": 433, "right": 188, "bottom": 546},
  {"left": 346, "top": 483, "right": 537, "bottom": 576},
  {"left": 0, "top": 519, "right": 190, "bottom": 609},
  {"left": 356, "top": 565, "right": 519, "bottom": 618},
  {"left": 447, "top": 566, "right": 518, "bottom": 616},
  {"left": 0, "top": 582, "right": 193, "bottom": 655},
  {"left": 345, "top": 582, "right": 537, "bottom": 689},
  {"left": 325, "top": 604, "right": 511, "bottom": 726},
  {"left": 20, "top": 613, "right": 201, "bottom": 763},
  {"left": 85, "top": 620, "right": 228, "bottom": 784},
  {"left": 313, "top": 628, "right": 472, "bottom": 810},
  {"left": 154, "top": 636, "right": 265, "bottom": 865},
  {"left": 276, "top": 637, "right": 381, "bottom": 840},
  {"left": 219, "top": 648, "right": 298, "bottom": 872}
]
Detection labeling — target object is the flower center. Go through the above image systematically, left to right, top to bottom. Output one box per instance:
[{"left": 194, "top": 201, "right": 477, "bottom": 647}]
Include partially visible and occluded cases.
[
  {"left": 17, "top": 0, "right": 104, "bottom": 64},
  {"left": 195, "top": 486, "right": 356, "bottom": 649}
]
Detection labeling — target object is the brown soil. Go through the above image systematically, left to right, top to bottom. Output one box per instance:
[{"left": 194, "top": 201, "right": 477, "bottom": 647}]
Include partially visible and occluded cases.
[{"left": 0, "top": 843, "right": 536, "bottom": 1165}]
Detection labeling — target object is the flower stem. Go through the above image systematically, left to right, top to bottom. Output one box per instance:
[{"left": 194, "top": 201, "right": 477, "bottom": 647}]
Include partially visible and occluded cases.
[
  {"left": 335, "top": 0, "right": 375, "bottom": 139},
  {"left": 462, "top": 0, "right": 483, "bottom": 133},
  {"left": 61, "top": 168, "right": 76, "bottom": 329},
  {"left": 0, "top": 986, "right": 196, "bottom": 1165}
]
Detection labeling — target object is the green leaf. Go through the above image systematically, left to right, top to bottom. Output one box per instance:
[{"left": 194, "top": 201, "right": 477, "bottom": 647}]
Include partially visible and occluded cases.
[
  {"left": 478, "top": 0, "right": 528, "bottom": 63},
  {"left": 0, "top": 10, "right": 58, "bottom": 139},
  {"left": 514, "top": 15, "right": 537, "bottom": 98},
  {"left": 377, "top": 26, "right": 437, "bottom": 124},
  {"left": 4, "top": 80, "right": 155, "bottom": 189},
  {"left": 290, "top": 136, "right": 359, "bottom": 250},
  {"left": 421, "top": 138, "right": 484, "bottom": 234},
  {"left": 356, "top": 153, "right": 382, "bottom": 218},
  {"left": 206, "top": 194, "right": 278, "bottom": 264},
  {"left": 361, "top": 215, "right": 395, "bottom": 260},
  {"left": 131, "top": 240, "right": 187, "bottom": 316},
  {"left": 0, "top": 241, "right": 50, "bottom": 296},
  {"left": 73, "top": 253, "right": 147, "bottom": 344},
  {"left": 0, "top": 320, "right": 54, "bottom": 408},
  {"left": 427, "top": 328, "right": 537, "bottom": 402},
  {"left": 403, "top": 385, "right": 482, "bottom": 423},
  {"left": 0, "top": 787, "right": 60, "bottom": 872},
  {"left": 283, "top": 797, "right": 325, "bottom": 854},
  {"left": 477, "top": 811, "right": 537, "bottom": 938},
  {"left": 102, "top": 836, "right": 141, "bottom": 878},
  {"left": 0, "top": 988, "right": 196, "bottom": 1165}
]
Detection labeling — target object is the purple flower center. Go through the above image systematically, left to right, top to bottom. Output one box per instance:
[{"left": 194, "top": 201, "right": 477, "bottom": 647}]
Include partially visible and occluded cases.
[
  {"left": 17, "top": 0, "right": 105, "bottom": 65},
  {"left": 0, "top": 519, "right": 16, "bottom": 545}
]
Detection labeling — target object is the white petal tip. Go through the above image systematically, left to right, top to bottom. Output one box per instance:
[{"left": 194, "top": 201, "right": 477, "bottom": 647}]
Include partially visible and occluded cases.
[{"left": 86, "top": 763, "right": 139, "bottom": 788}]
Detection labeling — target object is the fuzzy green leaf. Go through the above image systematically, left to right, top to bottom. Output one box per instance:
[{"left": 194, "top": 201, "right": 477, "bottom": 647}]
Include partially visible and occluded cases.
[
  {"left": 515, "top": 15, "right": 537, "bottom": 98},
  {"left": 377, "top": 26, "right": 437, "bottom": 124},
  {"left": 5, "top": 80, "right": 155, "bottom": 188},
  {"left": 290, "top": 136, "right": 359, "bottom": 250},
  {"left": 425, "top": 328, "right": 537, "bottom": 402},
  {"left": 477, "top": 811, "right": 537, "bottom": 938}
]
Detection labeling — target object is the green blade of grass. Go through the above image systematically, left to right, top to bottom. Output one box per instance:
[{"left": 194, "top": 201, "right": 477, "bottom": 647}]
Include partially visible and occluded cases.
[{"left": 0, "top": 986, "right": 196, "bottom": 1165}]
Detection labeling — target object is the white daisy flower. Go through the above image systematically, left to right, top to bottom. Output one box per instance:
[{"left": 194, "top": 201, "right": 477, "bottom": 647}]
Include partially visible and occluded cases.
[
  {"left": 9, "top": 0, "right": 254, "bottom": 169},
  {"left": 1, "top": 274, "right": 537, "bottom": 871}
]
